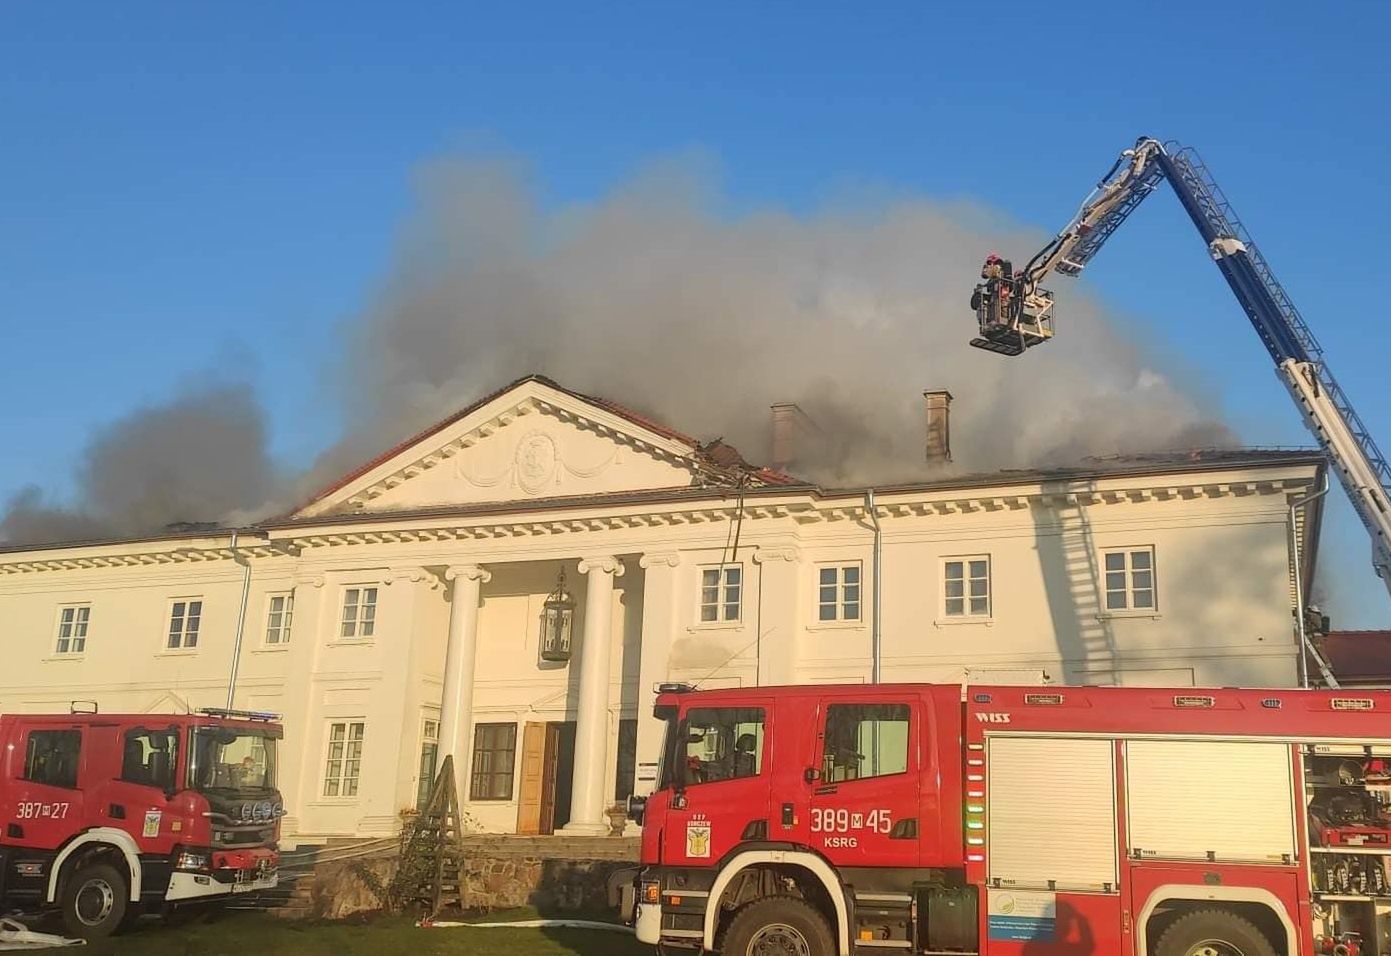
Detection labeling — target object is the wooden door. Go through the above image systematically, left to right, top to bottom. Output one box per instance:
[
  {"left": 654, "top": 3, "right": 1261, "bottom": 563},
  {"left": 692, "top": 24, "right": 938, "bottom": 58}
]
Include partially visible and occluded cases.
[{"left": 514, "top": 722, "right": 546, "bottom": 835}]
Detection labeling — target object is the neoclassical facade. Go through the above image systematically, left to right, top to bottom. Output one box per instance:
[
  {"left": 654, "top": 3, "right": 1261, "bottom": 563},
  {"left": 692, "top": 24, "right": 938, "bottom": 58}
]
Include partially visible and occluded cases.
[{"left": 0, "top": 376, "right": 1326, "bottom": 840}]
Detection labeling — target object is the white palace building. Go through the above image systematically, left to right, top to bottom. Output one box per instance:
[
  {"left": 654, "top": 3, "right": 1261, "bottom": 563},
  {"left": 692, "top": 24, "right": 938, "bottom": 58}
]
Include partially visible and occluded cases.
[{"left": 0, "top": 375, "right": 1326, "bottom": 841}]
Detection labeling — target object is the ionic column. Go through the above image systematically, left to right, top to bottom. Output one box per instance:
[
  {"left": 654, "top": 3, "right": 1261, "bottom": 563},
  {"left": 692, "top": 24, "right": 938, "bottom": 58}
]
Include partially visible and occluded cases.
[
  {"left": 562, "top": 555, "right": 624, "bottom": 834},
  {"left": 440, "top": 564, "right": 490, "bottom": 797}
]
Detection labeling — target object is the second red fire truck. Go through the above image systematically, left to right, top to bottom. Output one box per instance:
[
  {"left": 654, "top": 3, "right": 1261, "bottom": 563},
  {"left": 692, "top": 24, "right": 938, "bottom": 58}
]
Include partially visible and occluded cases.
[
  {"left": 623, "top": 682, "right": 1391, "bottom": 956},
  {"left": 0, "top": 707, "right": 282, "bottom": 939}
]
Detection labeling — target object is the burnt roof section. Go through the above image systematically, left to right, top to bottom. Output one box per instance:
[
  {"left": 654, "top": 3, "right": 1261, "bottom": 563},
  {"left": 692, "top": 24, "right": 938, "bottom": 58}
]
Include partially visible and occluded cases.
[{"left": 0, "top": 447, "right": 1323, "bottom": 550}]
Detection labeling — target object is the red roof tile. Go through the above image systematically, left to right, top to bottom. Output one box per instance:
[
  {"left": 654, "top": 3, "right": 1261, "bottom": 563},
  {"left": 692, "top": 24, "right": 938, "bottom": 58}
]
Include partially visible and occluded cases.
[{"left": 1317, "top": 631, "right": 1391, "bottom": 685}]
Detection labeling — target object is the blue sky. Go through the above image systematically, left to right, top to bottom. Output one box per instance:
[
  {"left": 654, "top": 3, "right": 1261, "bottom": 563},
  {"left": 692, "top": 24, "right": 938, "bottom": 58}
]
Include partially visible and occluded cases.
[{"left": 2, "top": 2, "right": 1388, "bottom": 625}]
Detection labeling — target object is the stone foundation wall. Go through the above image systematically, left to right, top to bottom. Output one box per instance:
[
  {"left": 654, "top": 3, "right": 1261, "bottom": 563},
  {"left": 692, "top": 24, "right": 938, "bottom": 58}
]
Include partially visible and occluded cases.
[{"left": 279, "top": 836, "right": 639, "bottom": 920}]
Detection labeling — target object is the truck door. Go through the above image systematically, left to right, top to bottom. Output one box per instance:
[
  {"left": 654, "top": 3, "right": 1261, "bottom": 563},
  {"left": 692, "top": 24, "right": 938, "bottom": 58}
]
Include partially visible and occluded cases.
[
  {"left": 807, "top": 699, "right": 920, "bottom": 868},
  {"left": 661, "top": 701, "right": 772, "bottom": 866},
  {"left": 0, "top": 723, "right": 87, "bottom": 851},
  {"left": 104, "top": 725, "right": 181, "bottom": 855}
]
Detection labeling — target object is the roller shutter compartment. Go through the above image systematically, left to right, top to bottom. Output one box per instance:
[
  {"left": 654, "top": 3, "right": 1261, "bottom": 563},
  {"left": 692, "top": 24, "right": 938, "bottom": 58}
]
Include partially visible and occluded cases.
[
  {"left": 987, "top": 736, "right": 1117, "bottom": 891},
  {"left": 1125, "top": 739, "right": 1295, "bottom": 863}
]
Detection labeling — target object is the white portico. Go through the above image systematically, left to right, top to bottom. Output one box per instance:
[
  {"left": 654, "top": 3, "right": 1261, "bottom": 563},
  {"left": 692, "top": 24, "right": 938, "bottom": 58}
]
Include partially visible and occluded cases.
[{"left": 0, "top": 374, "right": 1328, "bottom": 840}]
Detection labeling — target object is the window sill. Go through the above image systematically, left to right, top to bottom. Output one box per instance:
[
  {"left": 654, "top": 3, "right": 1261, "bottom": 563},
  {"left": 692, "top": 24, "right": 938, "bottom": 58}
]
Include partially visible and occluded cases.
[
  {"left": 1097, "top": 611, "right": 1162, "bottom": 621},
  {"left": 934, "top": 617, "right": 994, "bottom": 628},
  {"left": 806, "top": 620, "right": 866, "bottom": 632},
  {"left": 687, "top": 622, "right": 745, "bottom": 633},
  {"left": 327, "top": 639, "right": 376, "bottom": 648},
  {"left": 251, "top": 645, "right": 291, "bottom": 654},
  {"left": 156, "top": 649, "right": 199, "bottom": 658},
  {"left": 43, "top": 655, "right": 85, "bottom": 663},
  {"left": 306, "top": 798, "right": 362, "bottom": 807}
]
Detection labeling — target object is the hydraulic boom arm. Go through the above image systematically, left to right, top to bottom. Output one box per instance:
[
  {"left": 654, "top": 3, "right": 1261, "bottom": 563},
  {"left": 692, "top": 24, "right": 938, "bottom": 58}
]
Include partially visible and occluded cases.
[{"left": 969, "top": 137, "right": 1391, "bottom": 606}]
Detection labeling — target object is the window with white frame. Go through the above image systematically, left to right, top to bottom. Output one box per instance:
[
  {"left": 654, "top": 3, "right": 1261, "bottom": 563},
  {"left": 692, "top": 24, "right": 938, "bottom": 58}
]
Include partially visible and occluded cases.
[
  {"left": 1103, "top": 547, "right": 1156, "bottom": 611},
  {"left": 944, "top": 556, "right": 991, "bottom": 617},
  {"left": 817, "top": 564, "right": 862, "bottom": 622},
  {"left": 699, "top": 565, "right": 742, "bottom": 623},
  {"left": 340, "top": 587, "right": 377, "bottom": 638},
  {"left": 265, "top": 593, "right": 294, "bottom": 645},
  {"left": 166, "top": 599, "right": 203, "bottom": 649},
  {"left": 55, "top": 605, "right": 90, "bottom": 655},
  {"left": 416, "top": 717, "right": 440, "bottom": 810},
  {"left": 323, "top": 721, "right": 365, "bottom": 797}
]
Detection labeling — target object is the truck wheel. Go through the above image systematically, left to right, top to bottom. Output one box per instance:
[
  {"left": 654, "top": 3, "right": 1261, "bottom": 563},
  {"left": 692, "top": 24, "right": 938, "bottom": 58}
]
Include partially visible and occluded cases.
[
  {"left": 60, "top": 862, "right": 128, "bottom": 940},
  {"left": 722, "top": 897, "right": 835, "bottom": 956},
  {"left": 1153, "top": 908, "right": 1278, "bottom": 956}
]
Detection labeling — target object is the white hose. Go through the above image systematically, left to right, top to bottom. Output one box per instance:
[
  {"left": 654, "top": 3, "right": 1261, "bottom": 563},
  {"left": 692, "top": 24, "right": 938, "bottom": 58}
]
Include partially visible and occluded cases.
[{"left": 425, "top": 919, "right": 632, "bottom": 934}]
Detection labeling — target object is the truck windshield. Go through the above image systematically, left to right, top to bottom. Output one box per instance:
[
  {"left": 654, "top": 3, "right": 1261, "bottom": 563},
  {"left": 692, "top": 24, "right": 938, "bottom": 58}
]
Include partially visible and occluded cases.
[{"left": 189, "top": 727, "right": 277, "bottom": 793}]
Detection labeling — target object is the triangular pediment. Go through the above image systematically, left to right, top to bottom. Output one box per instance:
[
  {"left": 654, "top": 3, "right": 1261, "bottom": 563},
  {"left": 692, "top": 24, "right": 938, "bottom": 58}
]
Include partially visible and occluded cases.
[{"left": 297, "top": 377, "right": 708, "bottom": 518}]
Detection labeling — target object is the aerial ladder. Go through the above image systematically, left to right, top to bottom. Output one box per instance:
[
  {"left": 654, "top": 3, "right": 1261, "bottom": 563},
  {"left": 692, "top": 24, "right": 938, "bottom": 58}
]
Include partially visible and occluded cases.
[{"left": 969, "top": 136, "right": 1391, "bottom": 644}]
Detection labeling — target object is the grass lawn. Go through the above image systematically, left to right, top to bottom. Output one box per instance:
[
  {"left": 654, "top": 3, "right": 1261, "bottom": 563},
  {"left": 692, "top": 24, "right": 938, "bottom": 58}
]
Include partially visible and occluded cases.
[{"left": 78, "top": 911, "right": 652, "bottom": 956}]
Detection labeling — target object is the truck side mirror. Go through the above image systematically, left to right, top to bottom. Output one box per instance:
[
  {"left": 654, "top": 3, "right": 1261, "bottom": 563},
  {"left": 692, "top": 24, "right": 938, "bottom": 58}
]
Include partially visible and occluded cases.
[{"left": 803, "top": 767, "right": 821, "bottom": 783}]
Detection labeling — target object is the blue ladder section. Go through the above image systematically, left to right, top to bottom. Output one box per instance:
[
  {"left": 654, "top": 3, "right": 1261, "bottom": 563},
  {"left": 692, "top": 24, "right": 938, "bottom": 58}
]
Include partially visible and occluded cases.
[{"left": 1159, "top": 144, "right": 1391, "bottom": 510}]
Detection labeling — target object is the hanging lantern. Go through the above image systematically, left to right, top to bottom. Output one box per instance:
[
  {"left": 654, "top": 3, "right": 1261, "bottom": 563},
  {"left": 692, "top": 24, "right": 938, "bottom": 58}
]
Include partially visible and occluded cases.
[{"left": 539, "top": 567, "right": 576, "bottom": 662}]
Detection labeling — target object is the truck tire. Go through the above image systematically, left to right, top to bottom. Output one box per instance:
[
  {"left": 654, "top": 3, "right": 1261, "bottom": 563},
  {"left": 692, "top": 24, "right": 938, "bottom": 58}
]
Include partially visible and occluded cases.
[
  {"left": 60, "top": 862, "right": 128, "bottom": 940},
  {"left": 722, "top": 897, "right": 835, "bottom": 956},
  {"left": 1153, "top": 907, "right": 1279, "bottom": 956}
]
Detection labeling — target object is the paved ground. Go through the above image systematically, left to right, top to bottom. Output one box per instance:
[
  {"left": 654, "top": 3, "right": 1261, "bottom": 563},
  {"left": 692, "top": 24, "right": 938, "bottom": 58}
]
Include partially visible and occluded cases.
[{"left": 77, "top": 912, "right": 650, "bottom": 956}]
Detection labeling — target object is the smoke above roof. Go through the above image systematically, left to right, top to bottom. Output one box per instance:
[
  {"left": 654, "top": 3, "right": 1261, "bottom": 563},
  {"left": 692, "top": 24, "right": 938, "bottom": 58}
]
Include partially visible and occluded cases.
[{"left": 1, "top": 152, "right": 1231, "bottom": 546}]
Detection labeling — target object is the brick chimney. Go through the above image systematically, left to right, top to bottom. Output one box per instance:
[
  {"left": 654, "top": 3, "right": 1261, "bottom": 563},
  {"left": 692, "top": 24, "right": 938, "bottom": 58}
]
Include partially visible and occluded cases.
[
  {"left": 924, "top": 390, "right": 953, "bottom": 464},
  {"left": 770, "top": 402, "right": 819, "bottom": 471}
]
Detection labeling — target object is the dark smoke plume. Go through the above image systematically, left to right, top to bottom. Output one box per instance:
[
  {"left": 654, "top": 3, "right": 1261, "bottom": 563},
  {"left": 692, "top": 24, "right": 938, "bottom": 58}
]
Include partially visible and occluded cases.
[{"left": 1, "top": 384, "right": 282, "bottom": 546}]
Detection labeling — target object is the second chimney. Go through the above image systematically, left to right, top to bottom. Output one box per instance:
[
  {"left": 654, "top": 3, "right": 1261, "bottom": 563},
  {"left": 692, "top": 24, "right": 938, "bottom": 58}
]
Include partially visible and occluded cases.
[
  {"left": 924, "top": 389, "right": 953, "bottom": 464},
  {"left": 771, "top": 402, "right": 819, "bottom": 471}
]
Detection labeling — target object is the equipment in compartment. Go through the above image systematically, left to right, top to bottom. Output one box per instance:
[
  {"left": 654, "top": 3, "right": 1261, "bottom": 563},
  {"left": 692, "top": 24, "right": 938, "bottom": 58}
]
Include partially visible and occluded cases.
[
  {"left": 1309, "top": 754, "right": 1391, "bottom": 849},
  {"left": 1315, "top": 854, "right": 1390, "bottom": 896}
]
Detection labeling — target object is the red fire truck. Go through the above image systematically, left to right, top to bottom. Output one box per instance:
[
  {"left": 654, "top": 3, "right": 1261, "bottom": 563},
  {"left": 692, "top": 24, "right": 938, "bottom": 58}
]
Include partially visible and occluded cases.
[
  {"left": 621, "top": 682, "right": 1391, "bottom": 956},
  {"left": 0, "top": 707, "right": 282, "bottom": 939}
]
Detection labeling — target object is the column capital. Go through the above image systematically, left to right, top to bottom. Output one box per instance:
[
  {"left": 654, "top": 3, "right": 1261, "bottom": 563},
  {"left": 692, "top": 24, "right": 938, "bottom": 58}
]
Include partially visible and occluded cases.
[
  {"left": 753, "top": 544, "right": 800, "bottom": 564},
  {"left": 638, "top": 551, "right": 682, "bottom": 570},
  {"left": 578, "top": 555, "right": 625, "bottom": 577},
  {"left": 444, "top": 564, "right": 492, "bottom": 584},
  {"left": 385, "top": 567, "right": 442, "bottom": 589}
]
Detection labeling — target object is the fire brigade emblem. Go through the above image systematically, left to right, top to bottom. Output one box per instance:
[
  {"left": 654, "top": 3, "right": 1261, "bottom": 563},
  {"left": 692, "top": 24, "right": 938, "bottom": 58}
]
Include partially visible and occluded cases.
[{"left": 686, "top": 820, "right": 711, "bottom": 858}]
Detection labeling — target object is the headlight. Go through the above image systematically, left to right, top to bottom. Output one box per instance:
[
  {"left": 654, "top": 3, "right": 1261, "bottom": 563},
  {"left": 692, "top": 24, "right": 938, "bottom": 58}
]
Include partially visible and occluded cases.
[
  {"left": 175, "top": 849, "right": 211, "bottom": 872},
  {"left": 641, "top": 880, "right": 660, "bottom": 904}
]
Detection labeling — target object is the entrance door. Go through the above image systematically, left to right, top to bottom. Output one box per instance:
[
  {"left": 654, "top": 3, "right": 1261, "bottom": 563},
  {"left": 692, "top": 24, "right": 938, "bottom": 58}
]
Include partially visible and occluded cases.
[
  {"left": 538, "top": 721, "right": 576, "bottom": 834},
  {"left": 515, "top": 723, "right": 546, "bottom": 835}
]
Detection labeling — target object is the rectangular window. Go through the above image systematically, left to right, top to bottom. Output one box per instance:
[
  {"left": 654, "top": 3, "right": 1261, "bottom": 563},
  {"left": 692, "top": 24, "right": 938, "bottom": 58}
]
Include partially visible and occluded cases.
[
  {"left": 1103, "top": 547, "right": 1156, "bottom": 611},
  {"left": 944, "top": 556, "right": 991, "bottom": 618},
  {"left": 817, "top": 564, "right": 862, "bottom": 622},
  {"left": 699, "top": 566, "right": 742, "bottom": 623},
  {"left": 340, "top": 587, "right": 378, "bottom": 639},
  {"left": 265, "top": 593, "right": 294, "bottom": 645},
  {"left": 167, "top": 599, "right": 203, "bottom": 649},
  {"left": 55, "top": 605, "right": 90, "bottom": 655},
  {"left": 822, "top": 703, "right": 910, "bottom": 782},
  {"left": 680, "top": 707, "right": 765, "bottom": 787},
  {"left": 417, "top": 718, "right": 440, "bottom": 810},
  {"left": 322, "top": 721, "right": 366, "bottom": 798},
  {"left": 470, "top": 723, "right": 518, "bottom": 801},
  {"left": 120, "top": 728, "right": 178, "bottom": 790},
  {"left": 24, "top": 729, "right": 81, "bottom": 789}
]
